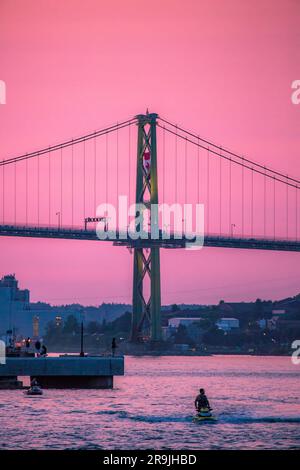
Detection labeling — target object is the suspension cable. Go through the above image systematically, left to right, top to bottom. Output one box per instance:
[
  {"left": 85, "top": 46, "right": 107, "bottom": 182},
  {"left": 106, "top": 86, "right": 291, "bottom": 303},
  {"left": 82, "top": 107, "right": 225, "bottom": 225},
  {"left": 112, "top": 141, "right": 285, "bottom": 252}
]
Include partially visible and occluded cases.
[
  {"left": 159, "top": 116, "right": 300, "bottom": 185},
  {"left": 1, "top": 118, "right": 137, "bottom": 167},
  {"left": 158, "top": 123, "right": 299, "bottom": 190}
]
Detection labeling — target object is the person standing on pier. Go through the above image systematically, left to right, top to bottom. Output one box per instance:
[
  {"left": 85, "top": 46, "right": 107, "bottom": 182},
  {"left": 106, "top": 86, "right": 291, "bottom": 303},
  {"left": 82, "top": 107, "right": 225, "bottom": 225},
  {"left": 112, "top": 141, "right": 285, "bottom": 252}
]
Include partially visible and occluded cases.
[
  {"left": 25, "top": 337, "right": 31, "bottom": 350},
  {"left": 35, "top": 340, "right": 41, "bottom": 356},
  {"left": 41, "top": 344, "right": 47, "bottom": 357}
]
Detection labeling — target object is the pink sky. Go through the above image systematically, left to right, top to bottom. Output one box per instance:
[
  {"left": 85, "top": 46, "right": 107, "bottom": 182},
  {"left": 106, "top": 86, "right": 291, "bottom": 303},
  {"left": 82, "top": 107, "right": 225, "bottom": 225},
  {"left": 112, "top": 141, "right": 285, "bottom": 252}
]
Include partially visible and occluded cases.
[{"left": 0, "top": 0, "right": 299, "bottom": 305}]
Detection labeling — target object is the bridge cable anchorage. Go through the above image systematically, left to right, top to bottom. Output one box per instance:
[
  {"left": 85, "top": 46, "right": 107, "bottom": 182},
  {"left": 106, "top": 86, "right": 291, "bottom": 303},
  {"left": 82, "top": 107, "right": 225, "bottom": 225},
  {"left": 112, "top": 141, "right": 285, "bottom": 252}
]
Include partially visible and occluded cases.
[
  {"left": 159, "top": 117, "right": 300, "bottom": 185},
  {"left": 0, "top": 118, "right": 137, "bottom": 167},
  {"left": 158, "top": 123, "right": 300, "bottom": 190}
]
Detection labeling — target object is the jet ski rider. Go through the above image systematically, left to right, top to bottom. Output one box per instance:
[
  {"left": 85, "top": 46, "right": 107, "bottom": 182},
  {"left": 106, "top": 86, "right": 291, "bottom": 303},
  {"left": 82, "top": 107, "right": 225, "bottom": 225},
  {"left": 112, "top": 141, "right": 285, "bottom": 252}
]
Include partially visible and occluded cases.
[{"left": 195, "top": 388, "right": 212, "bottom": 412}]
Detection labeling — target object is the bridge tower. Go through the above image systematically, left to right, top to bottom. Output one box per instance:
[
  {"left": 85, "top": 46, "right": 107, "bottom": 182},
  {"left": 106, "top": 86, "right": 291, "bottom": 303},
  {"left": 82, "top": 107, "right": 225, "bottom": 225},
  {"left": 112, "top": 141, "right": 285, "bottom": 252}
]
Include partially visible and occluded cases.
[{"left": 130, "top": 112, "right": 162, "bottom": 343}]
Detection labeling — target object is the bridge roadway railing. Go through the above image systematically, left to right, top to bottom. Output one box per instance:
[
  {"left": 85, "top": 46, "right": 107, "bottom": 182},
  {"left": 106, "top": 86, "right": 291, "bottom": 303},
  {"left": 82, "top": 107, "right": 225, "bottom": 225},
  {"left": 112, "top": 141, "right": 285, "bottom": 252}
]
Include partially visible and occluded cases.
[{"left": 0, "top": 224, "right": 300, "bottom": 251}]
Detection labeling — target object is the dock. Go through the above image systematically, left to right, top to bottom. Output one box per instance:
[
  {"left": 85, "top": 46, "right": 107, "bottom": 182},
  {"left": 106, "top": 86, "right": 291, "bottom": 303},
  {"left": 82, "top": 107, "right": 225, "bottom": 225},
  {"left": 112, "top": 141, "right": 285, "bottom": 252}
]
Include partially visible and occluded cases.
[{"left": 0, "top": 355, "right": 124, "bottom": 389}]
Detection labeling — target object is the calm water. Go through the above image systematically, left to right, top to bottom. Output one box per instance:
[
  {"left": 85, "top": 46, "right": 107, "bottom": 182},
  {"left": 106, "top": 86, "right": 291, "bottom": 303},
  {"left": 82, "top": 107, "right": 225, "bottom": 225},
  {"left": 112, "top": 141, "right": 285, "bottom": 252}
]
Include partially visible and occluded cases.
[{"left": 0, "top": 355, "right": 299, "bottom": 450}]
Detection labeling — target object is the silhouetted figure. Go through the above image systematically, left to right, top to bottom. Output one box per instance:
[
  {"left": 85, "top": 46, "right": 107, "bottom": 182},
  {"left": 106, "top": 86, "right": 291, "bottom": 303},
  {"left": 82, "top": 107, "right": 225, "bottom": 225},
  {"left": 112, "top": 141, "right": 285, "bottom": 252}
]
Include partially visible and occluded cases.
[
  {"left": 25, "top": 337, "right": 31, "bottom": 349},
  {"left": 111, "top": 338, "right": 117, "bottom": 356},
  {"left": 35, "top": 340, "right": 41, "bottom": 352},
  {"left": 41, "top": 344, "right": 47, "bottom": 357},
  {"left": 31, "top": 377, "right": 39, "bottom": 387},
  {"left": 195, "top": 388, "right": 211, "bottom": 412}
]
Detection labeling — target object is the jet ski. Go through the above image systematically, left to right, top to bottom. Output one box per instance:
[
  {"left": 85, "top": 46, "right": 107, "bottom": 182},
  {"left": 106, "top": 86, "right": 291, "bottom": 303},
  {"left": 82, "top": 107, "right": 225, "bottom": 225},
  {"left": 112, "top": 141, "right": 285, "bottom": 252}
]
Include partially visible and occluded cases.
[
  {"left": 24, "top": 385, "right": 43, "bottom": 396},
  {"left": 193, "top": 407, "right": 216, "bottom": 422}
]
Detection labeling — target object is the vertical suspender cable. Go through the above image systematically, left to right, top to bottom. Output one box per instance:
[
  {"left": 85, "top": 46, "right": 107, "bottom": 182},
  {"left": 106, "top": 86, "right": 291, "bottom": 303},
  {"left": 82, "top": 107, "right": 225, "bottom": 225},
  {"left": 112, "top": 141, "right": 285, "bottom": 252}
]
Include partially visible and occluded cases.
[
  {"left": 116, "top": 124, "right": 119, "bottom": 224},
  {"left": 129, "top": 124, "right": 131, "bottom": 205},
  {"left": 163, "top": 125, "right": 165, "bottom": 205},
  {"left": 175, "top": 125, "right": 178, "bottom": 203},
  {"left": 94, "top": 133, "right": 97, "bottom": 214},
  {"left": 106, "top": 133, "right": 108, "bottom": 204},
  {"left": 184, "top": 137, "right": 187, "bottom": 232},
  {"left": 185, "top": 137, "right": 187, "bottom": 205},
  {"left": 197, "top": 137, "right": 200, "bottom": 203},
  {"left": 83, "top": 139, "right": 86, "bottom": 221},
  {"left": 71, "top": 140, "right": 74, "bottom": 227},
  {"left": 60, "top": 146, "right": 63, "bottom": 227},
  {"left": 48, "top": 148, "right": 51, "bottom": 225},
  {"left": 207, "top": 148, "right": 210, "bottom": 234},
  {"left": 219, "top": 148, "right": 222, "bottom": 235},
  {"left": 37, "top": 153, "right": 40, "bottom": 226},
  {"left": 26, "top": 156, "right": 28, "bottom": 225},
  {"left": 229, "top": 157, "right": 232, "bottom": 236},
  {"left": 242, "top": 158, "right": 244, "bottom": 237},
  {"left": 14, "top": 160, "right": 16, "bottom": 225},
  {"left": 2, "top": 161, "right": 4, "bottom": 223},
  {"left": 264, "top": 167, "right": 266, "bottom": 238},
  {"left": 251, "top": 168, "right": 254, "bottom": 237},
  {"left": 286, "top": 175, "right": 289, "bottom": 239},
  {"left": 273, "top": 176, "right": 276, "bottom": 239},
  {"left": 296, "top": 186, "right": 298, "bottom": 240}
]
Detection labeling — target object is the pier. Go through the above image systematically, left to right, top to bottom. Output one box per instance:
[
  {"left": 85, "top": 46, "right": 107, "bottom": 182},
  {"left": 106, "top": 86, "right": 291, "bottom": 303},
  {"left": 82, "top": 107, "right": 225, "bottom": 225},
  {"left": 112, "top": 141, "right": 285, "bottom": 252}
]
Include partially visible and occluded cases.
[{"left": 0, "top": 355, "right": 124, "bottom": 389}]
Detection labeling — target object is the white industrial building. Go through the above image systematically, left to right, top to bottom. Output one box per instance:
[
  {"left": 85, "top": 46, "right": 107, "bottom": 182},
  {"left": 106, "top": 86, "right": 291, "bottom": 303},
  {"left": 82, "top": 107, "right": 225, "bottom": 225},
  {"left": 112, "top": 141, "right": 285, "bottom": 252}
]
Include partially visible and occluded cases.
[
  {"left": 168, "top": 317, "right": 204, "bottom": 328},
  {"left": 216, "top": 317, "right": 240, "bottom": 331}
]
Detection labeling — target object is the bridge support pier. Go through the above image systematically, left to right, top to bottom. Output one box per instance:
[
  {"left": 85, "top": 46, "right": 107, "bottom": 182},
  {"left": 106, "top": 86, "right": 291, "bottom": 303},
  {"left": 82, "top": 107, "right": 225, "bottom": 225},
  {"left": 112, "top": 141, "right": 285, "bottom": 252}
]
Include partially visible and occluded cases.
[{"left": 130, "top": 113, "right": 161, "bottom": 343}]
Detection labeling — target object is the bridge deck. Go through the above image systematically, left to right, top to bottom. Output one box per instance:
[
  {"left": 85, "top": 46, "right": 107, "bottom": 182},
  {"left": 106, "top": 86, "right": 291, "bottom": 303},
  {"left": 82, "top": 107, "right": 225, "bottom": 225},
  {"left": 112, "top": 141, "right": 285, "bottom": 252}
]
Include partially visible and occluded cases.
[{"left": 0, "top": 225, "right": 300, "bottom": 251}]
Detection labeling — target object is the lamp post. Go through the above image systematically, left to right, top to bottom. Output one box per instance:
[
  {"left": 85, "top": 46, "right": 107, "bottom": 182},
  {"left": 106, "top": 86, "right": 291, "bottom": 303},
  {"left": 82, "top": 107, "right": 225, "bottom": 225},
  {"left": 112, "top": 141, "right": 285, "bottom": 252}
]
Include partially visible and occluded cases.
[
  {"left": 56, "top": 211, "right": 61, "bottom": 230},
  {"left": 80, "top": 309, "right": 85, "bottom": 357}
]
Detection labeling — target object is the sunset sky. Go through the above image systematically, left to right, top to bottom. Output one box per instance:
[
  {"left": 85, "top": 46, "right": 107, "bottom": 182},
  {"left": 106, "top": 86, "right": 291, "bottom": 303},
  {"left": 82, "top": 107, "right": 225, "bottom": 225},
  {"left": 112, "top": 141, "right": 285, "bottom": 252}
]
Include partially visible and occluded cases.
[{"left": 0, "top": 0, "right": 299, "bottom": 305}]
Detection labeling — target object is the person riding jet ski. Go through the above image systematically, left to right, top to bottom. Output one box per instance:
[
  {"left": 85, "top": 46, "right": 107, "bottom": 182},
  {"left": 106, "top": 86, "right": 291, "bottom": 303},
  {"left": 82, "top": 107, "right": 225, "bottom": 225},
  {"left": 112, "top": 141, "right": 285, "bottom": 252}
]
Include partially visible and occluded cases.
[{"left": 195, "top": 388, "right": 212, "bottom": 412}]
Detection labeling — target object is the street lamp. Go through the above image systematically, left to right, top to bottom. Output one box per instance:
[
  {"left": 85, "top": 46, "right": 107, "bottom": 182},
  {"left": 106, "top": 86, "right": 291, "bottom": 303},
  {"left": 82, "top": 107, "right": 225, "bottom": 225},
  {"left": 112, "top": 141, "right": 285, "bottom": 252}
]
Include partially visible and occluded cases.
[
  {"left": 56, "top": 211, "right": 61, "bottom": 230},
  {"left": 231, "top": 223, "right": 236, "bottom": 237},
  {"left": 80, "top": 309, "right": 85, "bottom": 357}
]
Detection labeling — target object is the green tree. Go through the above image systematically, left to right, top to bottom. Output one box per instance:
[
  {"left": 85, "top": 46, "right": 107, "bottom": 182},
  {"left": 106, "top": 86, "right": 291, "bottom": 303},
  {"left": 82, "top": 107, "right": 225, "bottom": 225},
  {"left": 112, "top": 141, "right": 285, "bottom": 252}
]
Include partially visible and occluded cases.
[
  {"left": 63, "top": 315, "right": 80, "bottom": 335},
  {"left": 86, "top": 321, "right": 102, "bottom": 335}
]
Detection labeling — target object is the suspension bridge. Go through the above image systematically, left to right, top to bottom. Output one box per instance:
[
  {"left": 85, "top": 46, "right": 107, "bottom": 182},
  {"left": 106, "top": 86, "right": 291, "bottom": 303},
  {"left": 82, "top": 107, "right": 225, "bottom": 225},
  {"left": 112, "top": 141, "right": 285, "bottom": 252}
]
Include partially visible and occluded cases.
[{"left": 1, "top": 112, "right": 300, "bottom": 342}]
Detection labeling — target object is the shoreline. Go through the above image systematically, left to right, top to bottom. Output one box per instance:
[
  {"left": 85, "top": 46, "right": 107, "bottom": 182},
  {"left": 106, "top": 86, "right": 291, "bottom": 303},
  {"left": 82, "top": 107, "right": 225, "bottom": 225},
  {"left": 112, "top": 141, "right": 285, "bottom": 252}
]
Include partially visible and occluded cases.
[{"left": 45, "top": 349, "right": 292, "bottom": 358}]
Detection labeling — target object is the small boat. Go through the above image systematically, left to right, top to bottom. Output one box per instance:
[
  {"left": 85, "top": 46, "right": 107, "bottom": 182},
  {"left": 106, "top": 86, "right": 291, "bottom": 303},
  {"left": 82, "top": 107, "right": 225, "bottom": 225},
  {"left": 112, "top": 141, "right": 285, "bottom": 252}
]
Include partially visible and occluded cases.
[
  {"left": 24, "top": 385, "right": 43, "bottom": 396},
  {"left": 193, "top": 407, "right": 217, "bottom": 422}
]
